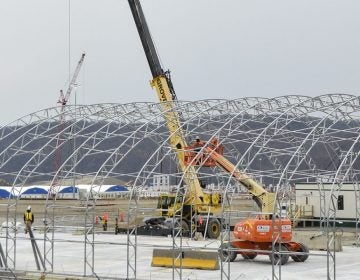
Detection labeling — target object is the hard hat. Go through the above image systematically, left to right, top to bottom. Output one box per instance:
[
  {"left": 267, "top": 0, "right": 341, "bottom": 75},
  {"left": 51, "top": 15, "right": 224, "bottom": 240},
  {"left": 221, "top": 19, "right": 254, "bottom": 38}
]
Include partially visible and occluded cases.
[
  {"left": 195, "top": 136, "right": 200, "bottom": 140},
  {"left": 27, "top": 205, "right": 31, "bottom": 211}
]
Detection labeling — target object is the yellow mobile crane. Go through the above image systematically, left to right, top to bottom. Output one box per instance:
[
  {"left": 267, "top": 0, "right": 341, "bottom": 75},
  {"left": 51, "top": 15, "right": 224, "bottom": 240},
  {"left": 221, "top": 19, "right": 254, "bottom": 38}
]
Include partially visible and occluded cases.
[
  {"left": 128, "top": 0, "right": 223, "bottom": 238},
  {"left": 128, "top": 0, "right": 309, "bottom": 265}
]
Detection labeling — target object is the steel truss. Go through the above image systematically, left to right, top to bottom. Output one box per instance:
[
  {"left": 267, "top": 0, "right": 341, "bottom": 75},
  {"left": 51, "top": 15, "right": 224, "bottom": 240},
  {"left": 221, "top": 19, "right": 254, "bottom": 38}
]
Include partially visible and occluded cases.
[{"left": 0, "top": 94, "right": 358, "bottom": 279}]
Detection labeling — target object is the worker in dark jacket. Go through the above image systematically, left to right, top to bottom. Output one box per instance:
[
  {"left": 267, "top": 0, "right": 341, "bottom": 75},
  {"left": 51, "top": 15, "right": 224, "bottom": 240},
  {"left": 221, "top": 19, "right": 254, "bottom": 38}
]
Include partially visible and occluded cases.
[
  {"left": 193, "top": 136, "right": 204, "bottom": 164},
  {"left": 23, "top": 205, "right": 34, "bottom": 234}
]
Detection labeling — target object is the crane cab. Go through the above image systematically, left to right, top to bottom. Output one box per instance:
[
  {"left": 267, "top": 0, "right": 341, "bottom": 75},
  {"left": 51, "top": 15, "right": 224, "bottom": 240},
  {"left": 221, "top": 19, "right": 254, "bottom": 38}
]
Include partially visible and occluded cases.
[
  {"left": 184, "top": 138, "right": 224, "bottom": 167},
  {"left": 157, "top": 193, "right": 183, "bottom": 217}
]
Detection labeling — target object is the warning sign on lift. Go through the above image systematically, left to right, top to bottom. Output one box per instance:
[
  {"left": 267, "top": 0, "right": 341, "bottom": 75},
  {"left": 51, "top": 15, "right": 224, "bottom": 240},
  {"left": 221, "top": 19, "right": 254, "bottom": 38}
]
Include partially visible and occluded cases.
[
  {"left": 281, "top": 224, "right": 292, "bottom": 232},
  {"left": 256, "top": 225, "right": 270, "bottom": 232}
]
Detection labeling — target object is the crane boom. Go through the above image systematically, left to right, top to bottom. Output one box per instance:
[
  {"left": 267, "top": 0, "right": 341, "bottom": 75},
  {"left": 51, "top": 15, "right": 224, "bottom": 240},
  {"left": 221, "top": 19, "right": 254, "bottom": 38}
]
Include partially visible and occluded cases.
[
  {"left": 128, "top": 0, "right": 205, "bottom": 207},
  {"left": 127, "top": 3, "right": 311, "bottom": 262},
  {"left": 51, "top": 53, "right": 86, "bottom": 197},
  {"left": 59, "top": 53, "right": 86, "bottom": 105}
]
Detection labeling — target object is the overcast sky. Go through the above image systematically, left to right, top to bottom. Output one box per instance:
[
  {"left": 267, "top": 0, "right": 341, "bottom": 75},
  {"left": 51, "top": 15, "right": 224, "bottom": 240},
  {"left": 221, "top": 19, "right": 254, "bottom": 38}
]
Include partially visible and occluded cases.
[{"left": 1, "top": 0, "right": 359, "bottom": 125}]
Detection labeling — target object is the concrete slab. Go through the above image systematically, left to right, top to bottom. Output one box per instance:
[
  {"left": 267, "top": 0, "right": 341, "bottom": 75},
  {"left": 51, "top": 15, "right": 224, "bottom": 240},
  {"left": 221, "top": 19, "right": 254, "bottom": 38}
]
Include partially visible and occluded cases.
[{"left": 3, "top": 230, "right": 360, "bottom": 279}]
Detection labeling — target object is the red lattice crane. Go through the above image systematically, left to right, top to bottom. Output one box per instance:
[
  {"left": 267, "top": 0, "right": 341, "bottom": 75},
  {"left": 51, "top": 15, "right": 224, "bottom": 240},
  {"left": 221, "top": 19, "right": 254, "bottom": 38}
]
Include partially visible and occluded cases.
[{"left": 51, "top": 53, "right": 85, "bottom": 197}]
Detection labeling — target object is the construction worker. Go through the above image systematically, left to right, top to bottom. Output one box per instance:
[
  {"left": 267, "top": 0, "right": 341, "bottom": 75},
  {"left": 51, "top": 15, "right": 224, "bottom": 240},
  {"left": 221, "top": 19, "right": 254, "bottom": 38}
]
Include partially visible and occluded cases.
[
  {"left": 193, "top": 136, "right": 203, "bottom": 164},
  {"left": 194, "top": 136, "right": 201, "bottom": 149},
  {"left": 23, "top": 205, "right": 34, "bottom": 234},
  {"left": 100, "top": 213, "right": 108, "bottom": 231}
]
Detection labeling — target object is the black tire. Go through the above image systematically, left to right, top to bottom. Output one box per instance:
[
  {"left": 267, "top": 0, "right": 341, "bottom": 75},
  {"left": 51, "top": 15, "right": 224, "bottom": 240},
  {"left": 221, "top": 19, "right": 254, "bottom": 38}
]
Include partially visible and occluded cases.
[
  {"left": 181, "top": 219, "right": 190, "bottom": 237},
  {"left": 207, "top": 219, "right": 221, "bottom": 239},
  {"left": 219, "top": 243, "right": 237, "bottom": 262},
  {"left": 291, "top": 243, "right": 309, "bottom": 262},
  {"left": 269, "top": 244, "right": 289, "bottom": 265},
  {"left": 241, "top": 252, "right": 257, "bottom": 260}
]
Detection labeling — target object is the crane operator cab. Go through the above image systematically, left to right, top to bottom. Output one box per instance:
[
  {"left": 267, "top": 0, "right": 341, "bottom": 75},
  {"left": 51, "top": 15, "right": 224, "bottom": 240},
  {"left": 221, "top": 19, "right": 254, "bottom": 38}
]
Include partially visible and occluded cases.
[
  {"left": 184, "top": 137, "right": 224, "bottom": 167},
  {"left": 156, "top": 193, "right": 183, "bottom": 218}
]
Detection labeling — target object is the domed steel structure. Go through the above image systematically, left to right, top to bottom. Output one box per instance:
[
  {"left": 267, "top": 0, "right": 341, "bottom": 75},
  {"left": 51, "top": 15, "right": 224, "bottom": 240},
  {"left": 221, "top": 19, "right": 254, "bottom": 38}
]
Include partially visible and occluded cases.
[{"left": 0, "top": 94, "right": 359, "bottom": 279}]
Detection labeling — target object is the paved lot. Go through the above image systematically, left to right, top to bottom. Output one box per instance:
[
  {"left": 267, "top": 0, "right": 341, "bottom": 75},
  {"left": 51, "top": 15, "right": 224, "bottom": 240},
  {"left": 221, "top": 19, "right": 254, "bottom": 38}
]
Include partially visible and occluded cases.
[{"left": 5, "top": 230, "right": 359, "bottom": 280}]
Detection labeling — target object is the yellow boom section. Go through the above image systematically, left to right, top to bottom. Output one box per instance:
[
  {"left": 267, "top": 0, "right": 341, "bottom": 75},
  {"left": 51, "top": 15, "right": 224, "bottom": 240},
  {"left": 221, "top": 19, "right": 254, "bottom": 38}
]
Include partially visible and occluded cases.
[
  {"left": 151, "top": 75, "right": 204, "bottom": 207},
  {"left": 204, "top": 147, "right": 275, "bottom": 213}
]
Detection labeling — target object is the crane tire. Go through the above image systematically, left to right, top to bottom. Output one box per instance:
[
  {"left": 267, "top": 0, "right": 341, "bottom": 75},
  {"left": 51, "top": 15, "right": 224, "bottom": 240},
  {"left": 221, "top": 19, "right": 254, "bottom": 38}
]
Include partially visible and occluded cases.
[
  {"left": 207, "top": 219, "right": 220, "bottom": 239},
  {"left": 181, "top": 220, "right": 190, "bottom": 236},
  {"left": 219, "top": 243, "right": 237, "bottom": 262},
  {"left": 291, "top": 243, "right": 309, "bottom": 262},
  {"left": 269, "top": 244, "right": 289, "bottom": 265},
  {"left": 241, "top": 252, "right": 257, "bottom": 260}
]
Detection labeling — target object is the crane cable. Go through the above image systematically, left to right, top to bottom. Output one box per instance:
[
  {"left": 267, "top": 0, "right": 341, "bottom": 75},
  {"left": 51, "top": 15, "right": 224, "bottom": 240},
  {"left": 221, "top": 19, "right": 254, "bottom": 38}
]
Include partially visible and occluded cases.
[
  {"left": 68, "top": 0, "right": 71, "bottom": 83},
  {"left": 68, "top": 0, "right": 78, "bottom": 188}
]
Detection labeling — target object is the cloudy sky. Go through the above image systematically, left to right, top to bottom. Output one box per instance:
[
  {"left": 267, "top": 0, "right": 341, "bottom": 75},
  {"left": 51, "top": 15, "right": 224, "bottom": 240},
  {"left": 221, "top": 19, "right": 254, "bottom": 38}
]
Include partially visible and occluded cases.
[{"left": 1, "top": 0, "right": 359, "bottom": 124}]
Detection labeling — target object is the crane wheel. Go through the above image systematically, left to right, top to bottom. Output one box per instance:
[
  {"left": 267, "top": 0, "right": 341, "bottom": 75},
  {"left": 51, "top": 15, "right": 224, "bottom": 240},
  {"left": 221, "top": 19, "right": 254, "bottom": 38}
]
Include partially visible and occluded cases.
[
  {"left": 207, "top": 219, "right": 220, "bottom": 239},
  {"left": 181, "top": 220, "right": 190, "bottom": 237},
  {"left": 219, "top": 243, "right": 237, "bottom": 262},
  {"left": 291, "top": 243, "right": 309, "bottom": 262},
  {"left": 269, "top": 244, "right": 289, "bottom": 265},
  {"left": 241, "top": 252, "right": 257, "bottom": 260}
]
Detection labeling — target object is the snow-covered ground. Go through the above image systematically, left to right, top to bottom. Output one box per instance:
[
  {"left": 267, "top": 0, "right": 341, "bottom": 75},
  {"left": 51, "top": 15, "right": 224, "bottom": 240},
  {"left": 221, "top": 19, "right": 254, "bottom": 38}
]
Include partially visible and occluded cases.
[{"left": 5, "top": 230, "right": 360, "bottom": 280}]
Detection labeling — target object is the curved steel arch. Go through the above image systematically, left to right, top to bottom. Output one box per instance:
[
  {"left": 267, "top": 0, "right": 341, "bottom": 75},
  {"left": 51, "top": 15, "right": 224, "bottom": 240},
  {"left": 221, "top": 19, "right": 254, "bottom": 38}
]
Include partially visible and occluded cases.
[{"left": 0, "top": 94, "right": 359, "bottom": 279}]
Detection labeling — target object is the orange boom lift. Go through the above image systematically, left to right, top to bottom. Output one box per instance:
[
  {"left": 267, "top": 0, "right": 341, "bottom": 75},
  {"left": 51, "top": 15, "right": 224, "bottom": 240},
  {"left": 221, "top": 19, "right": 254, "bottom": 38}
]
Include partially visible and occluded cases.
[{"left": 184, "top": 138, "right": 309, "bottom": 264}]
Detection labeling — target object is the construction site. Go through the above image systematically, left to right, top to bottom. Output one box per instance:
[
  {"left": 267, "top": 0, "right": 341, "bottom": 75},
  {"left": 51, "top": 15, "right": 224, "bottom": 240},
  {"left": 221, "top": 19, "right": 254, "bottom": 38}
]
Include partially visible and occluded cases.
[{"left": 1, "top": 1, "right": 360, "bottom": 279}]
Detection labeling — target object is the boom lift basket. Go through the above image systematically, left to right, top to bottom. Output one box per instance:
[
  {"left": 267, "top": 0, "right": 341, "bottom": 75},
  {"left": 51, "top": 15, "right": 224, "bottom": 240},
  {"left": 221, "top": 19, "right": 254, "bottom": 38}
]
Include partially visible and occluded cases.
[{"left": 184, "top": 138, "right": 224, "bottom": 167}]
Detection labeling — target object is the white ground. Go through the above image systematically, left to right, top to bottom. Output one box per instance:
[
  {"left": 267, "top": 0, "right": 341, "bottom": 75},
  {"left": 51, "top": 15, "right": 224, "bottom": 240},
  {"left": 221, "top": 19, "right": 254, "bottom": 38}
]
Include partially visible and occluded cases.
[{"left": 6, "top": 230, "right": 360, "bottom": 280}]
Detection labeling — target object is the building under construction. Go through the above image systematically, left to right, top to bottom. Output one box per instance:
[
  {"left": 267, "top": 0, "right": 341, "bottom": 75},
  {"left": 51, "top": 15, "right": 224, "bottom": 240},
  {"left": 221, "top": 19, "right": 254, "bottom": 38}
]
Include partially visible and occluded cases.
[
  {"left": 1, "top": 0, "right": 360, "bottom": 279},
  {"left": 0, "top": 94, "right": 359, "bottom": 279}
]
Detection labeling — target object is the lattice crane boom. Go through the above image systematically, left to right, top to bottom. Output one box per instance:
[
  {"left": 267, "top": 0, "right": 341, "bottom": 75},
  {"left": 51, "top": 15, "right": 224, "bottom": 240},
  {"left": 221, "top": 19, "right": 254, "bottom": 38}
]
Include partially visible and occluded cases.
[
  {"left": 51, "top": 53, "right": 86, "bottom": 197},
  {"left": 58, "top": 53, "right": 86, "bottom": 106}
]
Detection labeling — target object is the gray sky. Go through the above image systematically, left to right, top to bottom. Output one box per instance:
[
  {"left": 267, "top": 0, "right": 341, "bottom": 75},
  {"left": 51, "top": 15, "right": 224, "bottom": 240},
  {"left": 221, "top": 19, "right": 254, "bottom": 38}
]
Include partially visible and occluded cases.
[{"left": 1, "top": 0, "right": 359, "bottom": 125}]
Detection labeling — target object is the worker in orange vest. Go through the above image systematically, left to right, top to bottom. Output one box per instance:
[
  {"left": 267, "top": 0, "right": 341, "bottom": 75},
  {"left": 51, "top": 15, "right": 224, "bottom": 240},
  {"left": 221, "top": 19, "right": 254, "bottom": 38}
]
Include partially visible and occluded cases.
[
  {"left": 23, "top": 205, "right": 34, "bottom": 234},
  {"left": 119, "top": 211, "right": 124, "bottom": 223},
  {"left": 199, "top": 215, "right": 204, "bottom": 226}
]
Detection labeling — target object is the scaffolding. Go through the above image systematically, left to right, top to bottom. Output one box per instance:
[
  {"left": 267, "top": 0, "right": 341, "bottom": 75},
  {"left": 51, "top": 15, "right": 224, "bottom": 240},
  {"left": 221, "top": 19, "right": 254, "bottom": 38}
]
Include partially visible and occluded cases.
[{"left": 0, "top": 94, "right": 359, "bottom": 279}]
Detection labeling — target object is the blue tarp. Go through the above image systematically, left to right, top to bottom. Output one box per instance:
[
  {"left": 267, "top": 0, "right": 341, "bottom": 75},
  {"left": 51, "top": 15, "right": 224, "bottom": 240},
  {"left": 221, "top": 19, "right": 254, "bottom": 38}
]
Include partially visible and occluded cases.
[
  {"left": 105, "top": 185, "right": 128, "bottom": 192},
  {"left": 59, "top": 186, "right": 79, "bottom": 193},
  {"left": 22, "top": 187, "right": 48, "bottom": 194},
  {"left": 0, "top": 189, "right": 12, "bottom": 198}
]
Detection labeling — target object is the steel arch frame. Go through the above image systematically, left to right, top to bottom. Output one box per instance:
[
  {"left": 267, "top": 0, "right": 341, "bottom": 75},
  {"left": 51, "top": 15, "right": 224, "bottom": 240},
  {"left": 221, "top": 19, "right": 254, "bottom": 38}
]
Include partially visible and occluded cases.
[{"left": 0, "top": 94, "right": 358, "bottom": 279}]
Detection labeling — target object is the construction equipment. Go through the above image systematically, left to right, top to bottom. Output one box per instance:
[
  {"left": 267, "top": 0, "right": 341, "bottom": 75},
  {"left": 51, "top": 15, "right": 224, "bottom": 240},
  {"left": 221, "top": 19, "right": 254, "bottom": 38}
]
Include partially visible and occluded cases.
[
  {"left": 128, "top": 0, "right": 223, "bottom": 239},
  {"left": 128, "top": 0, "right": 308, "bottom": 267},
  {"left": 51, "top": 53, "right": 85, "bottom": 197},
  {"left": 185, "top": 138, "right": 309, "bottom": 264},
  {"left": 152, "top": 249, "right": 219, "bottom": 270}
]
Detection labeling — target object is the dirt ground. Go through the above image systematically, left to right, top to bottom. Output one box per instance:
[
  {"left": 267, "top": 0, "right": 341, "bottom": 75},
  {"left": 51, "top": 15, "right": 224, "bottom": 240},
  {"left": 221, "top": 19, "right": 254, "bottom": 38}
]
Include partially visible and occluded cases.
[
  {"left": 0, "top": 197, "right": 258, "bottom": 230},
  {"left": 4, "top": 198, "right": 357, "bottom": 246}
]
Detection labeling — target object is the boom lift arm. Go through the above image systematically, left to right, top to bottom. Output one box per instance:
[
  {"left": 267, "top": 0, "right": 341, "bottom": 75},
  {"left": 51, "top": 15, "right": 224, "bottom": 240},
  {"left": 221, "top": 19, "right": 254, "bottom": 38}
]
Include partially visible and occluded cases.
[
  {"left": 128, "top": 0, "right": 205, "bottom": 209},
  {"left": 127, "top": 2, "right": 310, "bottom": 263},
  {"left": 184, "top": 139, "right": 274, "bottom": 213},
  {"left": 185, "top": 140, "right": 310, "bottom": 264},
  {"left": 206, "top": 146, "right": 274, "bottom": 213}
]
